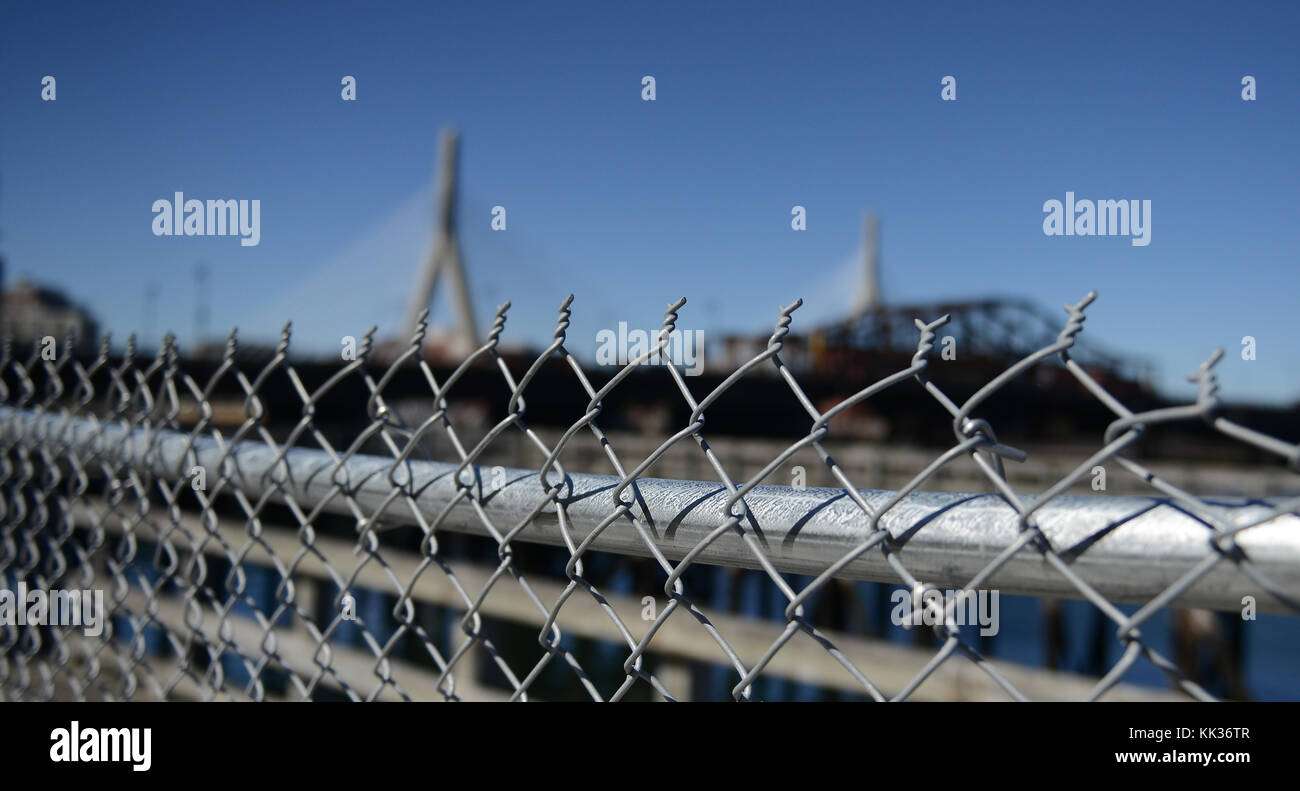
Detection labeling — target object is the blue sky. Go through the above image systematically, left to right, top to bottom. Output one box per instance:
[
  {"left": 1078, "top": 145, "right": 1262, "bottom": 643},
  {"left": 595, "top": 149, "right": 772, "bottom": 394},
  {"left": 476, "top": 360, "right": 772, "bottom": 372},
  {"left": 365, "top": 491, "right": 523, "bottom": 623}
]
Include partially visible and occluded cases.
[{"left": 1, "top": 1, "right": 1298, "bottom": 404}]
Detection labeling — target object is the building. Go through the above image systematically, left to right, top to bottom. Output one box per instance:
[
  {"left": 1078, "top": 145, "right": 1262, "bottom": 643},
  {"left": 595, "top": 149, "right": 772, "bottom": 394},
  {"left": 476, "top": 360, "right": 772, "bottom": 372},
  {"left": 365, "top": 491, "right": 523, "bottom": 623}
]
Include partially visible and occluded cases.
[{"left": 0, "top": 277, "right": 101, "bottom": 355}]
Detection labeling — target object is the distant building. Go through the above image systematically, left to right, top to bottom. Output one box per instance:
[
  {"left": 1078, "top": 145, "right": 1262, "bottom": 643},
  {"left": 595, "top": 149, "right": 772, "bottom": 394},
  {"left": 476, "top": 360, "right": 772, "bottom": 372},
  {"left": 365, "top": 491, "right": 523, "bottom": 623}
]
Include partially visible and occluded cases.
[{"left": 0, "top": 279, "right": 101, "bottom": 354}]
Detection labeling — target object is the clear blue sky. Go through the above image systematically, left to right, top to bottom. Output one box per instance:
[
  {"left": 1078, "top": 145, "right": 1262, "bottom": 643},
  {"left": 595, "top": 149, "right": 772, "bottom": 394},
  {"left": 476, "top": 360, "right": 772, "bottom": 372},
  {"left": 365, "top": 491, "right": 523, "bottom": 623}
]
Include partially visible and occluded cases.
[{"left": 2, "top": 1, "right": 1298, "bottom": 404}]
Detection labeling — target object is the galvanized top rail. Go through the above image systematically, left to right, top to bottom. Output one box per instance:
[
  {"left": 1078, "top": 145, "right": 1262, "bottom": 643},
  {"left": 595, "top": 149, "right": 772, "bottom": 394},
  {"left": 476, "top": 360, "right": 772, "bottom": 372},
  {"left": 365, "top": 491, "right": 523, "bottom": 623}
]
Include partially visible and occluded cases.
[{"left": 5, "top": 406, "right": 1298, "bottom": 613}]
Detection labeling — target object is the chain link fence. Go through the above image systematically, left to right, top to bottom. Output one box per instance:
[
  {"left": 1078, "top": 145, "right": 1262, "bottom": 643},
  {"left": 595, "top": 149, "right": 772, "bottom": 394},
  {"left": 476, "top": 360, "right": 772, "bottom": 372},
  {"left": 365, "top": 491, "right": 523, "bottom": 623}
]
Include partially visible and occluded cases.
[{"left": 2, "top": 291, "right": 1298, "bottom": 701}]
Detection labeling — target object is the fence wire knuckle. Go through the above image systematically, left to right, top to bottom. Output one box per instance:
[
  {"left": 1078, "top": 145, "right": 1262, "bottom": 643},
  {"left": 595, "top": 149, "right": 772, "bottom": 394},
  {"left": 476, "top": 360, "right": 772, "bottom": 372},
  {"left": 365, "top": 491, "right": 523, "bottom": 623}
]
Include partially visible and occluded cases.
[{"left": 1, "top": 291, "right": 1298, "bottom": 702}]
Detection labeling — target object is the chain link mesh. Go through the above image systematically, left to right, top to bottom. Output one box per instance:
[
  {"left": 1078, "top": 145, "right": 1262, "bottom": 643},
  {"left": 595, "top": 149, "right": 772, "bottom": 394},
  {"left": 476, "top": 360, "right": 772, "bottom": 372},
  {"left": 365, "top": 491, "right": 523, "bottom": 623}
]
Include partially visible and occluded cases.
[{"left": 2, "top": 291, "right": 1297, "bottom": 701}]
